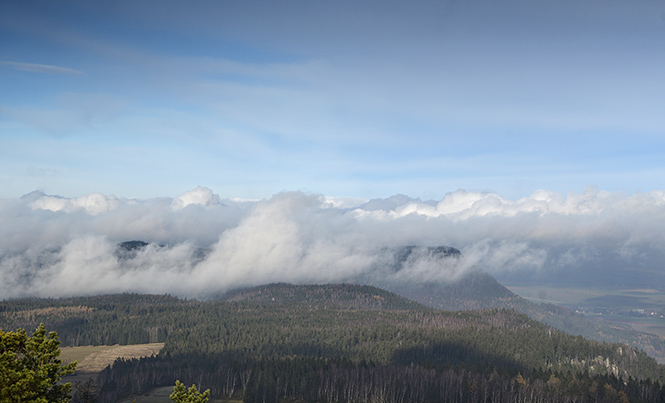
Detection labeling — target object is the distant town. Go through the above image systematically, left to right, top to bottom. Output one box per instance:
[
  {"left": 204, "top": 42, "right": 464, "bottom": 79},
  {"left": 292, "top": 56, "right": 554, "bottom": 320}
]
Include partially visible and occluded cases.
[{"left": 575, "top": 306, "right": 665, "bottom": 319}]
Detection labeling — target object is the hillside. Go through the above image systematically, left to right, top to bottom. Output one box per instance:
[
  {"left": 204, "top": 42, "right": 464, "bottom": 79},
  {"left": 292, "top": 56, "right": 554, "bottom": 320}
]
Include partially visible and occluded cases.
[
  {"left": 80, "top": 241, "right": 665, "bottom": 360},
  {"left": 4, "top": 242, "right": 664, "bottom": 402},
  {"left": 377, "top": 246, "right": 665, "bottom": 360},
  {"left": 386, "top": 271, "right": 518, "bottom": 310},
  {"left": 220, "top": 282, "right": 429, "bottom": 310},
  {"left": 2, "top": 288, "right": 665, "bottom": 402}
]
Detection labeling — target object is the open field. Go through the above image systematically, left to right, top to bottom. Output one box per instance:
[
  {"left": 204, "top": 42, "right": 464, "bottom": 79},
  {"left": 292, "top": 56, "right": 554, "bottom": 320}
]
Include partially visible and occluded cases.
[
  {"left": 507, "top": 284, "right": 665, "bottom": 344},
  {"left": 506, "top": 285, "right": 665, "bottom": 310},
  {"left": 506, "top": 285, "right": 618, "bottom": 307},
  {"left": 605, "top": 316, "right": 665, "bottom": 339},
  {"left": 60, "top": 343, "right": 239, "bottom": 402},
  {"left": 61, "top": 343, "right": 165, "bottom": 373},
  {"left": 60, "top": 345, "right": 117, "bottom": 369}
]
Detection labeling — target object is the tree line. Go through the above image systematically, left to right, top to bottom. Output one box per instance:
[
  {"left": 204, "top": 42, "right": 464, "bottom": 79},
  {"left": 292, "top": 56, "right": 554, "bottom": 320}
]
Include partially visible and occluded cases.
[
  {"left": 2, "top": 287, "right": 664, "bottom": 402},
  {"left": 98, "top": 354, "right": 664, "bottom": 403}
]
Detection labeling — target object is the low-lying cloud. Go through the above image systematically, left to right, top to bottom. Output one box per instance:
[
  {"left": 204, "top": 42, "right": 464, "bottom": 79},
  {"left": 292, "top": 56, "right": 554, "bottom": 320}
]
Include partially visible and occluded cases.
[{"left": 2, "top": 186, "right": 665, "bottom": 299}]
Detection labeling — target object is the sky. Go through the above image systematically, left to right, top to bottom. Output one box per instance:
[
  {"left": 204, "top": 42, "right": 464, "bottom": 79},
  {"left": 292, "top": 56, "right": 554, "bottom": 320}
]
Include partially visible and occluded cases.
[
  {"left": 1, "top": 0, "right": 664, "bottom": 201},
  {"left": 2, "top": 2, "right": 665, "bottom": 298}
]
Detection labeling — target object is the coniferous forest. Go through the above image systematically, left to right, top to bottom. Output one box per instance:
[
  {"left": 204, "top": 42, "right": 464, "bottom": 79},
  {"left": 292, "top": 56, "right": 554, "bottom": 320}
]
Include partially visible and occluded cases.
[{"left": 1, "top": 284, "right": 664, "bottom": 402}]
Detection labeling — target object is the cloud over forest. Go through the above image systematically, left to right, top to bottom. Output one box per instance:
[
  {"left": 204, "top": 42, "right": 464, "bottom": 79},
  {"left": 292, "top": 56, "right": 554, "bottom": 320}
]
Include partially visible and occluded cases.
[{"left": 2, "top": 187, "right": 665, "bottom": 298}]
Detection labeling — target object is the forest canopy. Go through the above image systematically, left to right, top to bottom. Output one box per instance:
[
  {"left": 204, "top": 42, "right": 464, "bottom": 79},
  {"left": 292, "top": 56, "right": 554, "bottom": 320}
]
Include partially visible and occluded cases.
[{"left": 1, "top": 288, "right": 664, "bottom": 403}]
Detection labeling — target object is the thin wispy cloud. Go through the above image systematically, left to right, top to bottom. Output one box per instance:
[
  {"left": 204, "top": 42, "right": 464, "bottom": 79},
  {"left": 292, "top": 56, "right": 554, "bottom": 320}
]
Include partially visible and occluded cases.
[
  {"left": 1, "top": 1, "right": 664, "bottom": 199},
  {"left": 1, "top": 61, "right": 82, "bottom": 75}
]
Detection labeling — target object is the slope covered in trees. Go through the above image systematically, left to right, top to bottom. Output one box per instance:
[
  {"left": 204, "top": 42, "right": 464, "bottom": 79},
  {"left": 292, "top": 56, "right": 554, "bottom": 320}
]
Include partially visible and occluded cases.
[
  {"left": 86, "top": 240, "right": 665, "bottom": 360},
  {"left": 373, "top": 246, "right": 665, "bottom": 360},
  {"left": 386, "top": 270, "right": 665, "bottom": 360},
  {"left": 220, "top": 282, "right": 429, "bottom": 310},
  {"left": 2, "top": 286, "right": 664, "bottom": 402}
]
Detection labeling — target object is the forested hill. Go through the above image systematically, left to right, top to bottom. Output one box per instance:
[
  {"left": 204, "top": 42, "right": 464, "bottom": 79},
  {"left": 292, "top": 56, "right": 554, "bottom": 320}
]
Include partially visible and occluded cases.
[
  {"left": 368, "top": 245, "right": 665, "bottom": 360},
  {"left": 386, "top": 270, "right": 665, "bottom": 360},
  {"left": 387, "top": 270, "right": 517, "bottom": 310},
  {"left": 220, "top": 282, "right": 429, "bottom": 310},
  {"left": 2, "top": 290, "right": 665, "bottom": 402}
]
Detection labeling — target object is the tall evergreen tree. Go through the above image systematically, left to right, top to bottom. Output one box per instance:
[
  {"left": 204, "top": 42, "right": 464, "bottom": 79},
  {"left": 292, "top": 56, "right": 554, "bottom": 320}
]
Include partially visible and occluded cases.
[
  {"left": 0, "top": 324, "right": 77, "bottom": 403},
  {"left": 169, "top": 380, "right": 210, "bottom": 403}
]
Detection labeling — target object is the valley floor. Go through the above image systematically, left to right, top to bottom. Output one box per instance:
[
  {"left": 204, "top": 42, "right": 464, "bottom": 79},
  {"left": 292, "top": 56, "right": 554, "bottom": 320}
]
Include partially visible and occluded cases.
[{"left": 507, "top": 284, "right": 665, "bottom": 363}]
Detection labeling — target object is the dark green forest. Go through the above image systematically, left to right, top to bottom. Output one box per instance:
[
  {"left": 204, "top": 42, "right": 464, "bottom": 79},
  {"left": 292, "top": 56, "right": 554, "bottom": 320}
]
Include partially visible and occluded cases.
[
  {"left": 385, "top": 271, "right": 665, "bottom": 359},
  {"left": 2, "top": 284, "right": 664, "bottom": 402}
]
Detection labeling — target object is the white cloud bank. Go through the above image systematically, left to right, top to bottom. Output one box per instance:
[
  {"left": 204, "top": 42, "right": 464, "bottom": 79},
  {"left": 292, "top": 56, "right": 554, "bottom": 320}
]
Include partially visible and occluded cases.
[
  {"left": 2, "top": 186, "right": 665, "bottom": 299},
  {"left": 171, "top": 186, "right": 222, "bottom": 210},
  {"left": 27, "top": 192, "right": 120, "bottom": 216}
]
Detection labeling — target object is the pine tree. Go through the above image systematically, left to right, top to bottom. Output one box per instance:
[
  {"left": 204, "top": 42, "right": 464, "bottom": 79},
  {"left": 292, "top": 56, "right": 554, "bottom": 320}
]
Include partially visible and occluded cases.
[
  {"left": 0, "top": 324, "right": 77, "bottom": 403},
  {"left": 73, "top": 377, "right": 98, "bottom": 403},
  {"left": 169, "top": 380, "right": 210, "bottom": 403}
]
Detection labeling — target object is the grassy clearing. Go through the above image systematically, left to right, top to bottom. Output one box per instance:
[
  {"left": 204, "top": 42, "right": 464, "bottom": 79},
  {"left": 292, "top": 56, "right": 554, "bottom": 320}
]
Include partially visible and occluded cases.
[
  {"left": 506, "top": 285, "right": 665, "bottom": 310},
  {"left": 506, "top": 285, "right": 609, "bottom": 306},
  {"left": 605, "top": 316, "right": 665, "bottom": 338},
  {"left": 60, "top": 343, "right": 239, "bottom": 402},
  {"left": 61, "top": 343, "right": 164, "bottom": 373},
  {"left": 61, "top": 343, "right": 165, "bottom": 392},
  {"left": 60, "top": 345, "right": 117, "bottom": 367}
]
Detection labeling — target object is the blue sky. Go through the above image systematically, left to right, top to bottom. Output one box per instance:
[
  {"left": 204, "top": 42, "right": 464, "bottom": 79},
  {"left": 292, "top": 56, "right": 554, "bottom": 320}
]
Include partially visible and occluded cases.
[{"left": 1, "top": 1, "right": 664, "bottom": 201}]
